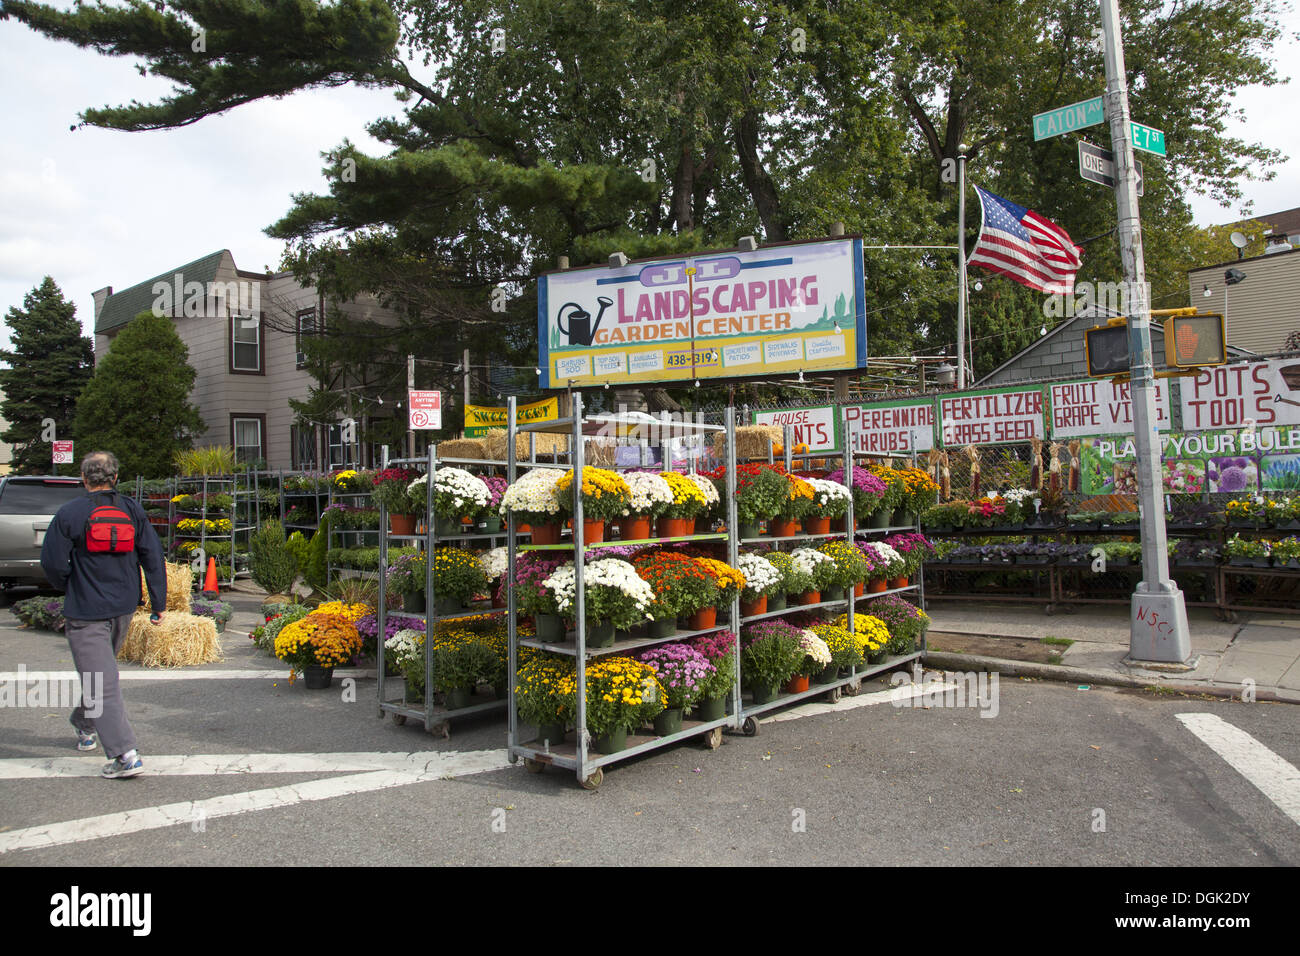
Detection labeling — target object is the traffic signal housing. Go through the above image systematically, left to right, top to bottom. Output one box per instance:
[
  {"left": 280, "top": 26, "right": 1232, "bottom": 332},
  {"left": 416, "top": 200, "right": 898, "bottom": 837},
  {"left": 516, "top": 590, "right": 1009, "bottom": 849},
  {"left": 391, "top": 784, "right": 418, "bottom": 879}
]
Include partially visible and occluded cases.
[
  {"left": 1164, "top": 312, "right": 1226, "bottom": 369},
  {"left": 1084, "top": 320, "right": 1131, "bottom": 377}
]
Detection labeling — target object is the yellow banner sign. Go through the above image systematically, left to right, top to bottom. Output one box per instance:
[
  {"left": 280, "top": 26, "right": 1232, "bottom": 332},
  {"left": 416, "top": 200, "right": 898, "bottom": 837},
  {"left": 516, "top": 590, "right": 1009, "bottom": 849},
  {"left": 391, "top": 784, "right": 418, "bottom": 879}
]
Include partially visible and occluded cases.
[{"left": 464, "top": 397, "right": 559, "bottom": 436}]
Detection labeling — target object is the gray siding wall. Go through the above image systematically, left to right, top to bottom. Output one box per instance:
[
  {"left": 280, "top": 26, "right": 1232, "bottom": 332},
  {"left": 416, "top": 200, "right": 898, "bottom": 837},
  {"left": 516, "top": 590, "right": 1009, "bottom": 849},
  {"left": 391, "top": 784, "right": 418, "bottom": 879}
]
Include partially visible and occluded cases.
[{"left": 1190, "top": 250, "right": 1300, "bottom": 354}]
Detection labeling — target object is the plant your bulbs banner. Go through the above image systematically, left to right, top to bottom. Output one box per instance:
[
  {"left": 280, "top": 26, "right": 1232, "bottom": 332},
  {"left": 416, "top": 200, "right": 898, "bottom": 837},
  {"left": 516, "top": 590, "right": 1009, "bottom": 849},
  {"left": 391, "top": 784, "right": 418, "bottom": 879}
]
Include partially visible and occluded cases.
[{"left": 537, "top": 237, "right": 867, "bottom": 388}]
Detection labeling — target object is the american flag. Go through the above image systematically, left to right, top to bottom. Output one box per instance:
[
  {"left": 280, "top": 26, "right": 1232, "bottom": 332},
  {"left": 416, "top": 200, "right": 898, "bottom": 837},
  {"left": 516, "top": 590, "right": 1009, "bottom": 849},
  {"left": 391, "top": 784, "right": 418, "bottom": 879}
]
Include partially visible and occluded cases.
[{"left": 968, "top": 186, "right": 1083, "bottom": 295}]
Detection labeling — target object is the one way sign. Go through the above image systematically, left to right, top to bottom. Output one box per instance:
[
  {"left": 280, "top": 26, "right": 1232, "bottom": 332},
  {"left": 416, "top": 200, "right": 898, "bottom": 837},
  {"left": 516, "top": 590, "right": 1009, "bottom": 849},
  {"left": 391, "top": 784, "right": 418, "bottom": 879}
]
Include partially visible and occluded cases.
[{"left": 1078, "top": 140, "right": 1143, "bottom": 196}]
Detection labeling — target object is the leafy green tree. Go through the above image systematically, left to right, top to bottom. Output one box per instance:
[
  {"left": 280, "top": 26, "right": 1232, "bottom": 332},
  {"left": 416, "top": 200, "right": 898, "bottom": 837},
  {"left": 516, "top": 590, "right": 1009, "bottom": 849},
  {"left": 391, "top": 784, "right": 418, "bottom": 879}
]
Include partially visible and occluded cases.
[
  {"left": 0, "top": 277, "right": 94, "bottom": 474},
  {"left": 73, "top": 312, "right": 205, "bottom": 478}
]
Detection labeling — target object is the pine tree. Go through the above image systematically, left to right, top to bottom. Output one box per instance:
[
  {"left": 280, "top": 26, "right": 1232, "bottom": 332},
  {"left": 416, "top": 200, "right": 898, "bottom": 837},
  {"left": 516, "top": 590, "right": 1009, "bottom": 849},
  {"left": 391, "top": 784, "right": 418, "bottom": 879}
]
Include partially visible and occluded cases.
[
  {"left": 0, "top": 277, "right": 94, "bottom": 474},
  {"left": 73, "top": 311, "right": 206, "bottom": 479}
]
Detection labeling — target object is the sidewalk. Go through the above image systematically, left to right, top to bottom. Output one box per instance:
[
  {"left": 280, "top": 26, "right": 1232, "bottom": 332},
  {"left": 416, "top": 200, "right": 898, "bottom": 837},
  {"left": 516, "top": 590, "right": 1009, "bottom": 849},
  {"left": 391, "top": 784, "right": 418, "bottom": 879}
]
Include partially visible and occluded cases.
[{"left": 922, "top": 601, "right": 1300, "bottom": 703}]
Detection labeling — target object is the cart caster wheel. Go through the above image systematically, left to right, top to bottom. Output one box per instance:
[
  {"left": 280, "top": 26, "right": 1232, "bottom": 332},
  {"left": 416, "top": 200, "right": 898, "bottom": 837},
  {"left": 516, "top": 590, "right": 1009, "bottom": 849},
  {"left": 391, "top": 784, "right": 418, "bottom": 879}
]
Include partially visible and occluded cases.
[
  {"left": 1045, "top": 604, "right": 1056, "bottom": 616},
  {"left": 1225, "top": 611, "right": 1238, "bottom": 624},
  {"left": 843, "top": 679, "right": 861, "bottom": 697},
  {"left": 824, "top": 686, "right": 842, "bottom": 704},
  {"left": 391, "top": 714, "right": 407, "bottom": 726},
  {"left": 742, "top": 716, "right": 760, "bottom": 737},
  {"left": 427, "top": 721, "right": 450, "bottom": 740},
  {"left": 702, "top": 727, "right": 723, "bottom": 750},
  {"left": 507, "top": 752, "right": 519, "bottom": 765},
  {"left": 524, "top": 757, "right": 545, "bottom": 774},
  {"left": 580, "top": 768, "right": 604, "bottom": 791}
]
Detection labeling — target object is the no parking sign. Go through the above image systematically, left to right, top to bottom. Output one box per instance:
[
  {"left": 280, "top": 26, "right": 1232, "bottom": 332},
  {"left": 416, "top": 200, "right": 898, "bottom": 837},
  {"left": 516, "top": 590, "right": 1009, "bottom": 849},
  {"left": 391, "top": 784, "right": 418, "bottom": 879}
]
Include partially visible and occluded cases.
[{"left": 408, "top": 390, "right": 442, "bottom": 430}]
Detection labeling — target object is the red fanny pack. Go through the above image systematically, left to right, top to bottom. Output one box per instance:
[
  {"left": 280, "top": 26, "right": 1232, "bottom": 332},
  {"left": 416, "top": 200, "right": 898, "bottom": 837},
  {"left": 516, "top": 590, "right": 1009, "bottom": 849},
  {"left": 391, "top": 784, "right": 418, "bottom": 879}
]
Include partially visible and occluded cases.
[{"left": 85, "top": 494, "right": 136, "bottom": 554}]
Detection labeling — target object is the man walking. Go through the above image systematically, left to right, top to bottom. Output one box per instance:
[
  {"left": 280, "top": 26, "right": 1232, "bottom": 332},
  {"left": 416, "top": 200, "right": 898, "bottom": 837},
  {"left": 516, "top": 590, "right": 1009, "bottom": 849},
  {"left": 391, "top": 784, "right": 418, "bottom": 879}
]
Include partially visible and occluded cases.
[{"left": 41, "top": 451, "right": 167, "bottom": 779}]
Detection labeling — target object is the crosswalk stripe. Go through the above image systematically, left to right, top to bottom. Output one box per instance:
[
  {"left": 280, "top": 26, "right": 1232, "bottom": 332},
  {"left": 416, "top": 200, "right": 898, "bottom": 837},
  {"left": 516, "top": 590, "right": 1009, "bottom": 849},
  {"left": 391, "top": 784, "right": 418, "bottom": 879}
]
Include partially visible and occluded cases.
[{"left": 1176, "top": 712, "right": 1300, "bottom": 828}]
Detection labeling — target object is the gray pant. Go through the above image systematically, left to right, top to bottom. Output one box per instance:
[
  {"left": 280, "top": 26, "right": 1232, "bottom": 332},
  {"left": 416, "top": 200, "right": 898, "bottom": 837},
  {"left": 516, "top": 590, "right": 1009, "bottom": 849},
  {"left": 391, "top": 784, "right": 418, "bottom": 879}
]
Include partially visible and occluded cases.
[{"left": 65, "top": 614, "right": 138, "bottom": 759}]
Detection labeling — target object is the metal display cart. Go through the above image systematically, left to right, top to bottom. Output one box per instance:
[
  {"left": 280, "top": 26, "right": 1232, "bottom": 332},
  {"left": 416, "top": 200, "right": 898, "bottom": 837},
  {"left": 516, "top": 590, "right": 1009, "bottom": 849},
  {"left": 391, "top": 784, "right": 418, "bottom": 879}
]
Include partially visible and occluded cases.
[
  {"left": 504, "top": 396, "right": 743, "bottom": 790},
  {"left": 733, "top": 414, "right": 927, "bottom": 734},
  {"left": 374, "top": 447, "right": 513, "bottom": 738},
  {"left": 169, "top": 473, "right": 257, "bottom": 585}
]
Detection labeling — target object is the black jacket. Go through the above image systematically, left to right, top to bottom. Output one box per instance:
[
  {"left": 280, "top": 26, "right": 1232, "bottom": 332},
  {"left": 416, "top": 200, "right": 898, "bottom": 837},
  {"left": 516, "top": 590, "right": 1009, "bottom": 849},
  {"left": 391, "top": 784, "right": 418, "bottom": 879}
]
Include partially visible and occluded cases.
[{"left": 40, "top": 489, "right": 167, "bottom": 621}]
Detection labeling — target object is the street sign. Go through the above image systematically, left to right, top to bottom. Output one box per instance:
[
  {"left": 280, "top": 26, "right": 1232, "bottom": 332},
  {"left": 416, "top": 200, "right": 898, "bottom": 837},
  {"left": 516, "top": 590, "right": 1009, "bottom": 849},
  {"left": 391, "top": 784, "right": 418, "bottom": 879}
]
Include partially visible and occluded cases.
[
  {"left": 1033, "top": 96, "right": 1105, "bottom": 140},
  {"left": 1129, "top": 121, "right": 1166, "bottom": 157},
  {"left": 1077, "top": 140, "right": 1144, "bottom": 196},
  {"left": 407, "top": 390, "right": 442, "bottom": 430},
  {"left": 52, "top": 440, "right": 73, "bottom": 465}
]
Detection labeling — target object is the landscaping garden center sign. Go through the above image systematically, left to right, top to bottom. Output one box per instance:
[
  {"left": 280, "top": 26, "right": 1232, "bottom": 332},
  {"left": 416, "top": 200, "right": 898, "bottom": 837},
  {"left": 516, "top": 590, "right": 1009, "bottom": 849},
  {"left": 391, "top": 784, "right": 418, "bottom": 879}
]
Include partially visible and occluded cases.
[
  {"left": 537, "top": 238, "right": 866, "bottom": 388},
  {"left": 463, "top": 397, "right": 559, "bottom": 437},
  {"left": 1078, "top": 425, "right": 1300, "bottom": 495}
]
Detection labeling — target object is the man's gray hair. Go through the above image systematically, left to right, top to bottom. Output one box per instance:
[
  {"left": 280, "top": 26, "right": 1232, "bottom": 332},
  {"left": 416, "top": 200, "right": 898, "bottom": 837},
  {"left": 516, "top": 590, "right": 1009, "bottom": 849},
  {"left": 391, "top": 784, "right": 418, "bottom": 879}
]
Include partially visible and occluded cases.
[{"left": 81, "top": 451, "right": 120, "bottom": 486}]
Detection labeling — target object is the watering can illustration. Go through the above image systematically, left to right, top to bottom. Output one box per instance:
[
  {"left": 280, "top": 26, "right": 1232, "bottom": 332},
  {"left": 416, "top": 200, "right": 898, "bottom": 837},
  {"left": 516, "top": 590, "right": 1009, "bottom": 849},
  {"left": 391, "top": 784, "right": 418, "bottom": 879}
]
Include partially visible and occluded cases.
[{"left": 556, "top": 297, "right": 613, "bottom": 347}]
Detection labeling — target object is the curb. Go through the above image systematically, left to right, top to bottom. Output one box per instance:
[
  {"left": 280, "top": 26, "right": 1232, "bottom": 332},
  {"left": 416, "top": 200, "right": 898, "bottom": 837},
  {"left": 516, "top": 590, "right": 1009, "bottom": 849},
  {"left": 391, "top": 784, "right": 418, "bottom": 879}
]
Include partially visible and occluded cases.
[{"left": 920, "top": 651, "right": 1300, "bottom": 704}]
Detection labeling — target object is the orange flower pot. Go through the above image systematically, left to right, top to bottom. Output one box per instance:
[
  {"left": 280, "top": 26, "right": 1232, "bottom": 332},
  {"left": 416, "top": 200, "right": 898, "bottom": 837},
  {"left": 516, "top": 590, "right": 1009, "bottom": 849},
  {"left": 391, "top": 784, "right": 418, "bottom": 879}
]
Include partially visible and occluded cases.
[
  {"left": 389, "top": 513, "right": 417, "bottom": 535},
  {"left": 620, "top": 516, "right": 651, "bottom": 541},
  {"left": 657, "top": 516, "right": 692, "bottom": 538},
  {"left": 803, "top": 516, "right": 831, "bottom": 535},
  {"left": 582, "top": 518, "right": 605, "bottom": 544},
  {"left": 769, "top": 518, "right": 800, "bottom": 537},
  {"left": 518, "top": 522, "right": 531, "bottom": 534},
  {"left": 529, "top": 522, "right": 562, "bottom": 545},
  {"left": 891, "top": 576, "right": 910, "bottom": 589},
  {"left": 867, "top": 578, "right": 888, "bottom": 593},
  {"left": 854, "top": 581, "right": 865, "bottom": 597},
  {"left": 798, "top": 590, "right": 821, "bottom": 606},
  {"left": 740, "top": 595, "right": 768, "bottom": 617},
  {"left": 688, "top": 606, "right": 717, "bottom": 630},
  {"left": 785, "top": 674, "right": 810, "bottom": 694}
]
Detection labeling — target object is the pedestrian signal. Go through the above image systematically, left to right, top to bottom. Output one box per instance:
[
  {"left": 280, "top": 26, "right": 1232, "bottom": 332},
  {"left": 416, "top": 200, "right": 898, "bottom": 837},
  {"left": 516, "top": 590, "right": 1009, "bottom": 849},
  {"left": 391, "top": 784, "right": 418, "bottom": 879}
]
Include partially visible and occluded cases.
[
  {"left": 1164, "top": 312, "right": 1226, "bottom": 368},
  {"left": 1084, "top": 322, "right": 1130, "bottom": 377}
]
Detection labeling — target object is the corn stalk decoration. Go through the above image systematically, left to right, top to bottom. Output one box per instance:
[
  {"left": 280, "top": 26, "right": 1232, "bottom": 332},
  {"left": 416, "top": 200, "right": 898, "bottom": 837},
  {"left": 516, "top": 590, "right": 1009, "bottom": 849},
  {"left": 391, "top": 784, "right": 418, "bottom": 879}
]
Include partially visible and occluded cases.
[
  {"left": 1029, "top": 436, "right": 1043, "bottom": 490},
  {"left": 1067, "top": 440, "right": 1081, "bottom": 493},
  {"left": 1049, "top": 442, "right": 1063, "bottom": 494},
  {"left": 964, "top": 444, "right": 981, "bottom": 498},
  {"left": 939, "top": 450, "right": 951, "bottom": 500}
]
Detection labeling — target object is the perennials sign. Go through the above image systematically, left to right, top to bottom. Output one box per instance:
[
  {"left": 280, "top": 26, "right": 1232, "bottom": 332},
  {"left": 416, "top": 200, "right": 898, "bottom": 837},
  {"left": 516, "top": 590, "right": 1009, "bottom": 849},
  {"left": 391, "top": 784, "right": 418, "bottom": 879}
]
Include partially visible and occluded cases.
[{"left": 537, "top": 238, "right": 867, "bottom": 388}]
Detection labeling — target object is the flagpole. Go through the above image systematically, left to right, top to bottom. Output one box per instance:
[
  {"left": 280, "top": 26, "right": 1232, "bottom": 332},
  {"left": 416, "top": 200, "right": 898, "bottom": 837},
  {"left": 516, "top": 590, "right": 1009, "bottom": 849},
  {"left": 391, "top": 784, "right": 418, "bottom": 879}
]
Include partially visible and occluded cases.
[
  {"left": 1100, "top": 0, "right": 1191, "bottom": 664},
  {"left": 957, "top": 151, "right": 968, "bottom": 389}
]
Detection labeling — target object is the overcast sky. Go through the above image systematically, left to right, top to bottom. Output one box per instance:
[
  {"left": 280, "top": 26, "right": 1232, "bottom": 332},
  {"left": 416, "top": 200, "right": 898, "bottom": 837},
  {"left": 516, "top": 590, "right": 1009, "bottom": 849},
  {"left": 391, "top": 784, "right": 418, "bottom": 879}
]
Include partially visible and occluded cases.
[{"left": 1, "top": 9, "right": 1297, "bottom": 348}]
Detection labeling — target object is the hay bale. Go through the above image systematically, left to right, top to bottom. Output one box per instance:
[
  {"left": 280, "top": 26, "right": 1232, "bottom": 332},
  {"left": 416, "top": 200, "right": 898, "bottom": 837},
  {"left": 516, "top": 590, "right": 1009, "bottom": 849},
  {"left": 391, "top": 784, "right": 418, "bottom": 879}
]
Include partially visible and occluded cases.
[
  {"left": 714, "top": 424, "right": 781, "bottom": 461},
  {"left": 481, "top": 428, "right": 569, "bottom": 462},
  {"left": 437, "top": 438, "right": 487, "bottom": 460},
  {"left": 584, "top": 440, "right": 616, "bottom": 467},
  {"left": 141, "top": 561, "right": 192, "bottom": 613},
  {"left": 119, "top": 609, "right": 223, "bottom": 668}
]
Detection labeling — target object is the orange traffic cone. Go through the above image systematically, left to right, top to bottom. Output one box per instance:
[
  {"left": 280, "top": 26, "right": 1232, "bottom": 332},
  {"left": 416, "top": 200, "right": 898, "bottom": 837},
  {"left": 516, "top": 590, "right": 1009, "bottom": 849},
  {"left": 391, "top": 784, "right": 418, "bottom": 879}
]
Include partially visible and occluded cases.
[{"left": 202, "top": 557, "right": 219, "bottom": 598}]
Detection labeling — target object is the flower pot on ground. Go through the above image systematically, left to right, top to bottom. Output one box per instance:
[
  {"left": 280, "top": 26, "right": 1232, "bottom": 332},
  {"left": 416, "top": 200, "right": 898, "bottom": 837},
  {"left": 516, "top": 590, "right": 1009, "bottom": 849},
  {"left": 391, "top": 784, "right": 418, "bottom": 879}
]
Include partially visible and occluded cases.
[
  {"left": 276, "top": 611, "right": 364, "bottom": 683},
  {"left": 303, "top": 665, "right": 334, "bottom": 689}
]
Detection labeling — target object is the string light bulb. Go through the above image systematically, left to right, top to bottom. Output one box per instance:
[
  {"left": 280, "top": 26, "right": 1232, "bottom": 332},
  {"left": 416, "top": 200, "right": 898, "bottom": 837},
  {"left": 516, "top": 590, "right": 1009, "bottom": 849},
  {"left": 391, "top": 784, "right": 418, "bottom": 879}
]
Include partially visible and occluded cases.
[{"left": 798, "top": 369, "right": 805, "bottom": 383}]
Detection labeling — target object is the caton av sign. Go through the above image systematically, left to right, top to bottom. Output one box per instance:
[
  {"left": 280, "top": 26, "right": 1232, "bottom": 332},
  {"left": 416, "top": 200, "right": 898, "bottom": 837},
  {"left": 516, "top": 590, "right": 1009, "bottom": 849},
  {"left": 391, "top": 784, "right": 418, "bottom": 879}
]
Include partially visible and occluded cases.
[{"left": 537, "top": 237, "right": 866, "bottom": 388}]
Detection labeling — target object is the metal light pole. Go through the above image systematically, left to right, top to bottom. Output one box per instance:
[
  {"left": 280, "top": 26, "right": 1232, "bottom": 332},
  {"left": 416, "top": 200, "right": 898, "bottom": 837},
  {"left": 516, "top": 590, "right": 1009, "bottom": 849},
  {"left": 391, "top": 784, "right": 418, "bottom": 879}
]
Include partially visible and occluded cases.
[
  {"left": 1100, "top": 0, "right": 1191, "bottom": 662},
  {"left": 956, "top": 152, "right": 968, "bottom": 389}
]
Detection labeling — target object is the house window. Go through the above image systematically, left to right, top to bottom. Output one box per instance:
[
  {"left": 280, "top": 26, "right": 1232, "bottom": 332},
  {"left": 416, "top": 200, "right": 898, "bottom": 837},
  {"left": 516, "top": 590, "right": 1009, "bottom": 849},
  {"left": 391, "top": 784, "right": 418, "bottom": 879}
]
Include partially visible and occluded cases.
[
  {"left": 295, "top": 309, "right": 316, "bottom": 368},
  {"left": 231, "top": 314, "right": 261, "bottom": 372},
  {"left": 232, "top": 415, "right": 265, "bottom": 464},
  {"left": 291, "top": 424, "right": 317, "bottom": 470},
  {"left": 327, "top": 424, "right": 349, "bottom": 469}
]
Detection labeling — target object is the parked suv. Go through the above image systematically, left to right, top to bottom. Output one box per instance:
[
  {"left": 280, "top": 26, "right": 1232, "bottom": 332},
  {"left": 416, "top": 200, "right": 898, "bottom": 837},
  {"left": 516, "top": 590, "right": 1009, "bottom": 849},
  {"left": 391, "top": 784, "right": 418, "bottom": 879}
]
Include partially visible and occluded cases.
[{"left": 0, "top": 475, "right": 87, "bottom": 594}]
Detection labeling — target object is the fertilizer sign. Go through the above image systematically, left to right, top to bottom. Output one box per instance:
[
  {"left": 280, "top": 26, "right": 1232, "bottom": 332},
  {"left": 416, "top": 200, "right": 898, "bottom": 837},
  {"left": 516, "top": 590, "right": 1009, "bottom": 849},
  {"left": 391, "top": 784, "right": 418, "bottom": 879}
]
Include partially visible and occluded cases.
[
  {"left": 537, "top": 238, "right": 866, "bottom": 388},
  {"left": 1179, "top": 358, "right": 1300, "bottom": 431},
  {"left": 1048, "top": 378, "right": 1170, "bottom": 439},
  {"left": 939, "top": 387, "right": 1045, "bottom": 446},
  {"left": 1078, "top": 425, "right": 1300, "bottom": 495}
]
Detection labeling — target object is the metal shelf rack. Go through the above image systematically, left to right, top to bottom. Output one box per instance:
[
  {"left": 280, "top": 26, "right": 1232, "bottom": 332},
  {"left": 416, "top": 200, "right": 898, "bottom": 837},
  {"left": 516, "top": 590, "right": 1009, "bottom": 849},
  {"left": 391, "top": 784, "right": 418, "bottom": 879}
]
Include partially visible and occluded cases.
[
  {"left": 505, "top": 395, "right": 742, "bottom": 789},
  {"left": 374, "top": 448, "right": 511, "bottom": 738}
]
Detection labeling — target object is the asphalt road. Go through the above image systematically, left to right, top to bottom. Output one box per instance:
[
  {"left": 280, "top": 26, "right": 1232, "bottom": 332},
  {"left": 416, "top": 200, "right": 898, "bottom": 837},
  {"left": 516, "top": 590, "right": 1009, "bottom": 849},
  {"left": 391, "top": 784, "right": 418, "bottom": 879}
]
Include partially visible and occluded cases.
[{"left": 2, "top": 603, "right": 1298, "bottom": 867}]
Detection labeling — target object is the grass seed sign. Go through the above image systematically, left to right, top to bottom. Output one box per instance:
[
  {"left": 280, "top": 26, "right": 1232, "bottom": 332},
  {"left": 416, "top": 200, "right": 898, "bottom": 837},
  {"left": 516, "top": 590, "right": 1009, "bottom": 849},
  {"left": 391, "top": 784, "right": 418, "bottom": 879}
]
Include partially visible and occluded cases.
[{"left": 537, "top": 238, "right": 866, "bottom": 387}]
